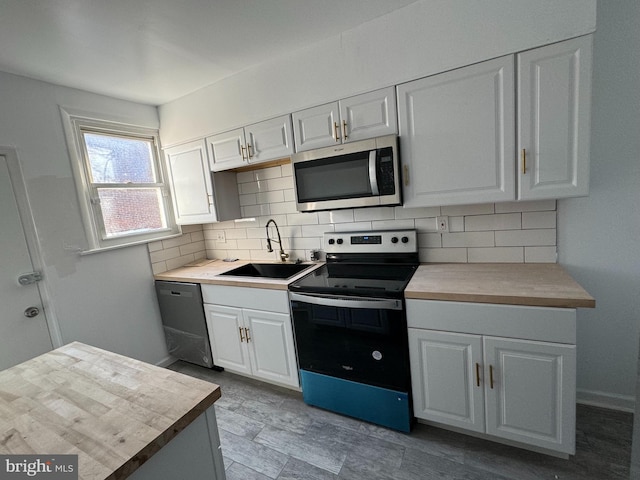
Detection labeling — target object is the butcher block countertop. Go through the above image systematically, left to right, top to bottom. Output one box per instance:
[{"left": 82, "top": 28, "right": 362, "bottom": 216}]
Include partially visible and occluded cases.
[
  {"left": 153, "top": 259, "right": 322, "bottom": 290},
  {"left": 405, "top": 263, "right": 595, "bottom": 308},
  {"left": 0, "top": 342, "right": 221, "bottom": 480}
]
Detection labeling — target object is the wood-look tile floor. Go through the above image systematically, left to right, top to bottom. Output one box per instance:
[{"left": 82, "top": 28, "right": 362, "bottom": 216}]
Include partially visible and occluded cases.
[{"left": 169, "top": 361, "right": 632, "bottom": 480}]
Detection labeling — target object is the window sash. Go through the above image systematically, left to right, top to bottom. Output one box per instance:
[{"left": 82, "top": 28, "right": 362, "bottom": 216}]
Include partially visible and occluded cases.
[{"left": 61, "top": 107, "right": 180, "bottom": 252}]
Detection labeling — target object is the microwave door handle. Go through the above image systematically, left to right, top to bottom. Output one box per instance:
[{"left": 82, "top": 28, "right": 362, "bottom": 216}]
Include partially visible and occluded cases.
[{"left": 368, "top": 150, "right": 379, "bottom": 195}]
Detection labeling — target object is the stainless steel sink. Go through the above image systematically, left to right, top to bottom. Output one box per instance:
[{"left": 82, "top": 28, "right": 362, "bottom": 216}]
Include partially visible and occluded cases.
[{"left": 219, "top": 263, "right": 312, "bottom": 279}]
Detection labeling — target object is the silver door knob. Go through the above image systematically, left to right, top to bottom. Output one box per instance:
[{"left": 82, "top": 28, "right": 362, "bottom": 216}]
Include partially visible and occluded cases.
[{"left": 24, "top": 307, "right": 40, "bottom": 318}]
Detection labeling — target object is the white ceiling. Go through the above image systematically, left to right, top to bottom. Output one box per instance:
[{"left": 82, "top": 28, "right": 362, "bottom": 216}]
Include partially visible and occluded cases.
[{"left": 0, "top": 0, "right": 418, "bottom": 105}]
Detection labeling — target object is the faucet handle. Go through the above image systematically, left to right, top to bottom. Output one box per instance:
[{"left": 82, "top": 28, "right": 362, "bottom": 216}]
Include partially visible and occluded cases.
[{"left": 280, "top": 252, "right": 289, "bottom": 262}]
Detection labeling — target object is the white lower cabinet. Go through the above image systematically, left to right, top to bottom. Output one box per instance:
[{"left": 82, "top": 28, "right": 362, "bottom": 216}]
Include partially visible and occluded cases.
[
  {"left": 202, "top": 285, "right": 299, "bottom": 389},
  {"left": 407, "top": 299, "right": 576, "bottom": 456}
]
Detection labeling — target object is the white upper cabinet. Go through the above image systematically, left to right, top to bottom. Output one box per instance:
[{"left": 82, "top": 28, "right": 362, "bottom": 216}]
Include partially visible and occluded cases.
[
  {"left": 517, "top": 35, "right": 593, "bottom": 200},
  {"left": 398, "top": 56, "right": 516, "bottom": 207},
  {"left": 292, "top": 87, "right": 397, "bottom": 152},
  {"left": 206, "top": 115, "right": 294, "bottom": 171},
  {"left": 164, "top": 140, "right": 240, "bottom": 225}
]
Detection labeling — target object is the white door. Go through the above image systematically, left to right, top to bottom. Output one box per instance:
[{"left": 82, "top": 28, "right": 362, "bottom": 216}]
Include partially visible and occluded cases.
[
  {"left": 518, "top": 35, "right": 592, "bottom": 200},
  {"left": 398, "top": 55, "right": 515, "bottom": 207},
  {"left": 340, "top": 87, "right": 398, "bottom": 143},
  {"left": 292, "top": 101, "right": 341, "bottom": 151},
  {"left": 245, "top": 115, "right": 294, "bottom": 165},
  {"left": 164, "top": 140, "right": 218, "bottom": 225},
  {"left": 0, "top": 151, "right": 53, "bottom": 370},
  {"left": 204, "top": 304, "right": 250, "bottom": 375},
  {"left": 244, "top": 309, "right": 299, "bottom": 388},
  {"left": 408, "top": 328, "right": 485, "bottom": 432},
  {"left": 483, "top": 336, "right": 576, "bottom": 454}
]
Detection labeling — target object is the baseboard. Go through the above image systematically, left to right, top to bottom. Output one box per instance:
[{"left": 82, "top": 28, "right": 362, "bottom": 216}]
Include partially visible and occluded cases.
[
  {"left": 155, "top": 355, "right": 176, "bottom": 368},
  {"left": 576, "top": 388, "right": 635, "bottom": 413}
]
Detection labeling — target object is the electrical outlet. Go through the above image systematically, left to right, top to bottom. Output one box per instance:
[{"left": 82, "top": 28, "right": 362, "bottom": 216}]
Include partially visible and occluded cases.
[
  {"left": 436, "top": 216, "right": 449, "bottom": 233},
  {"left": 215, "top": 231, "right": 226, "bottom": 242}
]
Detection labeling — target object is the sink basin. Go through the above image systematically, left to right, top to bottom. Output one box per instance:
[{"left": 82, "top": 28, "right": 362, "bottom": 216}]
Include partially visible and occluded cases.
[{"left": 220, "top": 263, "right": 312, "bottom": 279}]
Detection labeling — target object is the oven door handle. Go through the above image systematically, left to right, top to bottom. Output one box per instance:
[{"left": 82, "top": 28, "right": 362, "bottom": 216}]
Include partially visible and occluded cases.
[{"left": 289, "top": 292, "right": 402, "bottom": 310}]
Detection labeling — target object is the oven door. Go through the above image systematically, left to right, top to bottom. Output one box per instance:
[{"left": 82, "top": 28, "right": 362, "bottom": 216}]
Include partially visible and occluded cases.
[{"left": 289, "top": 292, "right": 411, "bottom": 392}]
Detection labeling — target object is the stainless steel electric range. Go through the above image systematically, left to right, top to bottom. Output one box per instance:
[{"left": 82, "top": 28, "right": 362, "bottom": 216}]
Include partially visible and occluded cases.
[{"left": 288, "top": 229, "right": 418, "bottom": 432}]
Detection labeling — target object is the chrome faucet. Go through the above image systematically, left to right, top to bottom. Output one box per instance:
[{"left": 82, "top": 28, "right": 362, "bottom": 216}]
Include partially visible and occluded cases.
[{"left": 265, "top": 219, "right": 289, "bottom": 262}]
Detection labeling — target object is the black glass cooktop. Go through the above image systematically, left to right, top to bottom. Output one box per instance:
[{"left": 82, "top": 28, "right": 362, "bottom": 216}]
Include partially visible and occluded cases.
[{"left": 289, "top": 263, "right": 417, "bottom": 298}]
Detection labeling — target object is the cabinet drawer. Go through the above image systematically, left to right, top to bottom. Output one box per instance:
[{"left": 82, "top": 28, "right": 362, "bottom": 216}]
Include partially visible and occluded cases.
[
  {"left": 202, "top": 284, "right": 289, "bottom": 313},
  {"left": 406, "top": 299, "right": 575, "bottom": 344}
]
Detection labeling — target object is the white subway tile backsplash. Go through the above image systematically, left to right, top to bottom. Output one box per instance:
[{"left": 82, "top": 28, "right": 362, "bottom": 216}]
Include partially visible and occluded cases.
[
  {"left": 152, "top": 164, "right": 560, "bottom": 269},
  {"left": 255, "top": 165, "right": 283, "bottom": 180},
  {"left": 236, "top": 170, "right": 256, "bottom": 183},
  {"left": 257, "top": 190, "right": 285, "bottom": 204},
  {"left": 495, "top": 200, "right": 556, "bottom": 213},
  {"left": 269, "top": 201, "right": 298, "bottom": 215},
  {"left": 242, "top": 203, "right": 271, "bottom": 217},
  {"left": 441, "top": 203, "right": 494, "bottom": 216},
  {"left": 354, "top": 206, "right": 395, "bottom": 221},
  {"left": 395, "top": 206, "right": 441, "bottom": 219},
  {"left": 317, "top": 210, "right": 355, "bottom": 224},
  {"left": 522, "top": 211, "right": 557, "bottom": 229},
  {"left": 286, "top": 212, "right": 319, "bottom": 225},
  {"left": 465, "top": 213, "right": 521, "bottom": 232},
  {"left": 449, "top": 216, "right": 465, "bottom": 232},
  {"left": 414, "top": 217, "right": 438, "bottom": 232},
  {"left": 371, "top": 219, "right": 416, "bottom": 230},
  {"left": 495, "top": 229, "right": 556, "bottom": 246},
  {"left": 442, "top": 231, "right": 495, "bottom": 248},
  {"left": 418, "top": 233, "right": 442, "bottom": 248},
  {"left": 236, "top": 238, "right": 263, "bottom": 250},
  {"left": 180, "top": 240, "right": 206, "bottom": 256},
  {"left": 525, "top": 246, "right": 557, "bottom": 263},
  {"left": 468, "top": 247, "right": 524, "bottom": 263},
  {"left": 420, "top": 248, "right": 467, "bottom": 263}
]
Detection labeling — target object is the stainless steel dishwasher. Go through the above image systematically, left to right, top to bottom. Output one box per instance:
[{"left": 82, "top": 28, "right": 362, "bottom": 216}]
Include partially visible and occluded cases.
[{"left": 155, "top": 280, "right": 221, "bottom": 369}]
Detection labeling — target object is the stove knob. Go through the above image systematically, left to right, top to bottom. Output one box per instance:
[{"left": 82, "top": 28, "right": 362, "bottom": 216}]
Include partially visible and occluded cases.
[
  {"left": 401, "top": 236, "right": 409, "bottom": 243},
  {"left": 391, "top": 237, "right": 398, "bottom": 243},
  {"left": 328, "top": 238, "right": 335, "bottom": 245},
  {"left": 336, "top": 238, "right": 343, "bottom": 244}
]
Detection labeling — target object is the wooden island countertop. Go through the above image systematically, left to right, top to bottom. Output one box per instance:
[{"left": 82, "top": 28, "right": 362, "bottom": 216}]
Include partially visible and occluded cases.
[
  {"left": 405, "top": 263, "right": 595, "bottom": 308},
  {"left": 0, "top": 342, "right": 221, "bottom": 480}
]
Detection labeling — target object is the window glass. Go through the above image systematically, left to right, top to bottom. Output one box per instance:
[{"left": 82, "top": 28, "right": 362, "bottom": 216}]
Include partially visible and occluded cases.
[
  {"left": 83, "top": 132, "right": 157, "bottom": 184},
  {"left": 97, "top": 187, "right": 167, "bottom": 237}
]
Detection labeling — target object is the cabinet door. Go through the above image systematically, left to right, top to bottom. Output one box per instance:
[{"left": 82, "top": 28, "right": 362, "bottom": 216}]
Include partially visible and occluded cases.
[
  {"left": 518, "top": 36, "right": 592, "bottom": 200},
  {"left": 398, "top": 55, "right": 515, "bottom": 207},
  {"left": 340, "top": 87, "right": 398, "bottom": 143},
  {"left": 292, "top": 102, "right": 340, "bottom": 151},
  {"left": 245, "top": 115, "right": 294, "bottom": 165},
  {"left": 206, "top": 128, "right": 246, "bottom": 171},
  {"left": 164, "top": 140, "right": 218, "bottom": 225},
  {"left": 204, "top": 304, "right": 251, "bottom": 375},
  {"left": 243, "top": 309, "right": 299, "bottom": 388},
  {"left": 408, "top": 328, "right": 485, "bottom": 432},
  {"left": 484, "top": 336, "right": 576, "bottom": 454}
]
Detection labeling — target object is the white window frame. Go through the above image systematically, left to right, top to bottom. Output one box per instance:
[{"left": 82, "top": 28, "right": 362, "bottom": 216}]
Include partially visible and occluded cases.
[{"left": 61, "top": 107, "right": 180, "bottom": 252}]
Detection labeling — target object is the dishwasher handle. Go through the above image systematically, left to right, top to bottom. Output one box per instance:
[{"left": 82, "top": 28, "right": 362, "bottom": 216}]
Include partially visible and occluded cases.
[{"left": 289, "top": 292, "right": 402, "bottom": 311}]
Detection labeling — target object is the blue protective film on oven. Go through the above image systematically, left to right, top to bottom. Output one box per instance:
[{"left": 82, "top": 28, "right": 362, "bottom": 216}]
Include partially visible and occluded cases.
[{"left": 299, "top": 369, "right": 412, "bottom": 433}]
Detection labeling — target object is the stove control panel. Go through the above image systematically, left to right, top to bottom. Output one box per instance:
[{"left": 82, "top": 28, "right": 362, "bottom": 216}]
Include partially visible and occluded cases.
[{"left": 324, "top": 229, "right": 417, "bottom": 254}]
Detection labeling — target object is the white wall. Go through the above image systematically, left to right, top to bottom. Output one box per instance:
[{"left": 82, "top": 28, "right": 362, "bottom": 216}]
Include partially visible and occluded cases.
[
  {"left": 159, "top": 0, "right": 596, "bottom": 146},
  {"left": 559, "top": 0, "right": 640, "bottom": 410},
  {"left": 0, "top": 71, "right": 170, "bottom": 365}
]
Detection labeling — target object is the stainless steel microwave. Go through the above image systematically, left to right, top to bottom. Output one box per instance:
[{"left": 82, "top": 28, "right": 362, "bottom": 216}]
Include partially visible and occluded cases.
[{"left": 291, "top": 135, "right": 401, "bottom": 212}]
